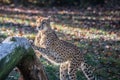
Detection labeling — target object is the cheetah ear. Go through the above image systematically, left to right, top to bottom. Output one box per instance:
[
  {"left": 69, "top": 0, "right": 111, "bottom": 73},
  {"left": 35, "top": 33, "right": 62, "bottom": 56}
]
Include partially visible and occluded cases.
[
  {"left": 36, "top": 16, "right": 45, "bottom": 21},
  {"left": 46, "top": 16, "right": 52, "bottom": 25},
  {"left": 47, "top": 16, "right": 52, "bottom": 21},
  {"left": 47, "top": 16, "right": 51, "bottom": 20},
  {"left": 39, "top": 17, "right": 44, "bottom": 22}
]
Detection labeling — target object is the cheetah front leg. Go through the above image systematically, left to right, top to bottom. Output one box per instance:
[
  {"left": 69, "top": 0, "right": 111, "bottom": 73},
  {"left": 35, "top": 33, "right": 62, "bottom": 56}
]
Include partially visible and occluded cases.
[
  {"left": 32, "top": 45, "right": 52, "bottom": 57},
  {"left": 34, "top": 50, "right": 42, "bottom": 58},
  {"left": 60, "top": 62, "right": 69, "bottom": 80}
]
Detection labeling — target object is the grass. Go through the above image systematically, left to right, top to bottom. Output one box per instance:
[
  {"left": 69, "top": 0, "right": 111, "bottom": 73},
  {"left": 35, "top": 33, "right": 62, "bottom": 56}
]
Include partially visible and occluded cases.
[{"left": 0, "top": 22, "right": 119, "bottom": 80}]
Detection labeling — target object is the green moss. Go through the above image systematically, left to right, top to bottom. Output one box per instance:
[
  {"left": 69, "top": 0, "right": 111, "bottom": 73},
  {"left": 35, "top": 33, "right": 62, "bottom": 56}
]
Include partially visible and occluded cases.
[
  {"left": 0, "top": 34, "right": 7, "bottom": 39},
  {"left": 10, "top": 37, "right": 16, "bottom": 42},
  {"left": 0, "top": 46, "right": 35, "bottom": 80},
  {"left": 23, "top": 47, "right": 35, "bottom": 61}
]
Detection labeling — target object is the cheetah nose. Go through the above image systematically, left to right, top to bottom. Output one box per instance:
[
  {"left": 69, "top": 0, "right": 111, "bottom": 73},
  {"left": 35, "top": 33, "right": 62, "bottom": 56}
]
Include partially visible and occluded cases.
[
  {"left": 37, "top": 26, "right": 41, "bottom": 30},
  {"left": 35, "top": 27, "right": 39, "bottom": 31}
]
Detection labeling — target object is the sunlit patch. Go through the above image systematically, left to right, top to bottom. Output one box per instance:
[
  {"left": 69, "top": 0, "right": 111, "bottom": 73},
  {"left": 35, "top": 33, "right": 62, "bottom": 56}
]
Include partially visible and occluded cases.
[{"left": 51, "top": 23, "right": 119, "bottom": 41}]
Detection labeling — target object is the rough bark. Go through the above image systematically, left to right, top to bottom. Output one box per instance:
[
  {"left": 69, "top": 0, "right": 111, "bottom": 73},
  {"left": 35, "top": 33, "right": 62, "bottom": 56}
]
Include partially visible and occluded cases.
[{"left": 0, "top": 37, "right": 48, "bottom": 80}]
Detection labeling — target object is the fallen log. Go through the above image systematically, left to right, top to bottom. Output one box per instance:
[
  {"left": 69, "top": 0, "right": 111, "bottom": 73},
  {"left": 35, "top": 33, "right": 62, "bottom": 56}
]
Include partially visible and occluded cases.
[{"left": 0, "top": 37, "right": 48, "bottom": 80}]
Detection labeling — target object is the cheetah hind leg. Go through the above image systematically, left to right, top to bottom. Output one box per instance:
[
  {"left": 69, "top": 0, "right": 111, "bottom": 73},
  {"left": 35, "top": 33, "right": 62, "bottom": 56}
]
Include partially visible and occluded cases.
[{"left": 80, "top": 62, "right": 96, "bottom": 80}]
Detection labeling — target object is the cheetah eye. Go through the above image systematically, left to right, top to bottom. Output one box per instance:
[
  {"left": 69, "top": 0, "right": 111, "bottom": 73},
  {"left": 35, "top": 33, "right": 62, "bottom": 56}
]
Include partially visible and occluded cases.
[{"left": 42, "top": 21, "right": 46, "bottom": 25}]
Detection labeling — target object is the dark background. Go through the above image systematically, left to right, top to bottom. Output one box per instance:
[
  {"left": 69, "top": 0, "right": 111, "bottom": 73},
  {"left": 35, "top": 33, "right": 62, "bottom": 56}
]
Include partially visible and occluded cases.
[{"left": 0, "top": 0, "right": 119, "bottom": 7}]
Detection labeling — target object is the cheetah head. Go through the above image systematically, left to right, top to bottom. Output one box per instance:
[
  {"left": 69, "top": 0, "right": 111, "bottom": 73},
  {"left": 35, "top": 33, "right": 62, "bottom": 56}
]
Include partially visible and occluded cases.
[{"left": 36, "top": 16, "right": 51, "bottom": 31}]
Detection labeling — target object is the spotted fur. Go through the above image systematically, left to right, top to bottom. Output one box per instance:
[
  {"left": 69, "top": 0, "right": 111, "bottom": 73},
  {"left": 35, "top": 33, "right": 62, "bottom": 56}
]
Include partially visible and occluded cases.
[{"left": 34, "top": 16, "right": 96, "bottom": 80}]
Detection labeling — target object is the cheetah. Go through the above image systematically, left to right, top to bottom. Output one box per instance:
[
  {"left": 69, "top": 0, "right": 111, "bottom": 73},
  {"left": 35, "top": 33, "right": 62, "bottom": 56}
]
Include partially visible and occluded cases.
[{"left": 33, "top": 16, "right": 96, "bottom": 80}]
